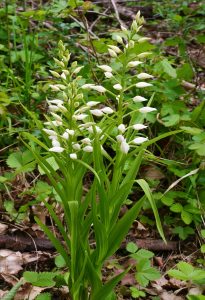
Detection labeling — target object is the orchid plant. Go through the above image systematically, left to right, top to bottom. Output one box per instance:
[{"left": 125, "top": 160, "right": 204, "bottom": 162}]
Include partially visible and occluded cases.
[{"left": 23, "top": 12, "right": 179, "bottom": 300}]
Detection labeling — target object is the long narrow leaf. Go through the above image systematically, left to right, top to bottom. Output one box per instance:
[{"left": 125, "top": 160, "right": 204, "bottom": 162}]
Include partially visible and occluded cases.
[
  {"left": 136, "top": 179, "right": 166, "bottom": 242},
  {"left": 106, "top": 197, "right": 144, "bottom": 259},
  {"left": 35, "top": 217, "right": 70, "bottom": 267},
  {"left": 91, "top": 269, "right": 127, "bottom": 300}
]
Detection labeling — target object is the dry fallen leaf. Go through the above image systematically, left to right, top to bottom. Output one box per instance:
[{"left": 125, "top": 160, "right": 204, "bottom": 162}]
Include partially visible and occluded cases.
[
  {"left": 0, "top": 223, "right": 8, "bottom": 235},
  {"left": 0, "top": 250, "right": 23, "bottom": 275},
  {"left": 160, "top": 291, "right": 184, "bottom": 300}
]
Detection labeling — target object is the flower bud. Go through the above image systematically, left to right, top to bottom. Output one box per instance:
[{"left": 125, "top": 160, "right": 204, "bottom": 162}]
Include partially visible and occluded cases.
[
  {"left": 131, "top": 20, "right": 138, "bottom": 32},
  {"left": 115, "top": 35, "right": 123, "bottom": 44},
  {"left": 138, "top": 37, "right": 151, "bottom": 43},
  {"left": 128, "top": 40, "right": 135, "bottom": 48},
  {"left": 108, "top": 45, "right": 121, "bottom": 54},
  {"left": 108, "top": 48, "right": 118, "bottom": 57},
  {"left": 137, "top": 52, "right": 152, "bottom": 58},
  {"left": 53, "top": 58, "right": 64, "bottom": 67},
  {"left": 127, "top": 61, "right": 142, "bottom": 68},
  {"left": 98, "top": 65, "right": 112, "bottom": 72},
  {"left": 73, "top": 66, "right": 84, "bottom": 74},
  {"left": 49, "top": 70, "right": 60, "bottom": 78},
  {"left": 61, "top": 72, "right": 66, "bottom": 80},
  {"left": 104, "top": 72, "right": 113, "bottom": 78},
  {"left": 137, "top": 73, "right": 154, "bottom": 79},
  {"left": 135, "top": 82, "right": 153, "bottom": 88},
  {"left": 50, "top": 84, "right": 60, "bottom": 92},
  {"left": 113, "top": 84, "right": 123, "bottom": 90},
  {"left": 91, "top": 85, "right": 106, "bottom": 93},
  {"left": 133, "top": 96, "right": 147, "bottom": 102},
  {"left": 48, "top": 99, "right": 64, "bottom": 105},
  {"left": 86, "top": 101, "right": 100, "bottom": 107},
  {"left": 101, "top": 107, "right": 114, "bottom": 114},
  {"left": 139, "top": 107, "right": 157, "bottom": 113},
  {"left": 90, "top": 109, "right": 104, "bottom": 117},
  {"left": 51, "top": 113, "right": 62, "bottom": 122},
  {"left": 73, "top": 114, "right": 88, "bottom": 120},
  {"left": 118, "top": 124, "right": 126, "bottom": 133},
  {"left": 133, "top": 124, "right": 148, "bottom": 130},
  {"left": 43, "top": 129, "right": 57, "bottom": 136},
  {"left": 66, "top": 129, "right": 75, "bottom": 136},
  {"left": 62, "top": 132, "right": 69, "bottom": 140},
  {"left": 116, "top": 135, "right": 125, "bottom": 143},
  {"left": 132, "top": 137, "right": 148, "bottom": 144},
  {"left": 81, "top": 138, "right": 91, "bottom": 144},
  {"left": 52, "top": 139, "right": 60, "bottom": 147},
  {"left": 120, "top": 140, "right": 130, "bottom": 154},
  {"left": 72, "top": 143, "right": 81, "bottom": 150},
  {"left": 83, "top": 145, "right": 93, "bottom": 153},
  {"left": 49, "top": 146, "right": 64, "bottom": 153},
  {"left": 70, "top": 153, "right": 77, "bottom": 160}
]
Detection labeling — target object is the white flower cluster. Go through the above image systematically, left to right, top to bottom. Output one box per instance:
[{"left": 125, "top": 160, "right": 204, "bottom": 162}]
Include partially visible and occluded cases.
[
  {"left": 43, "top": 11, "right": 157, "bottom": 158},
  {"left": 93, "top": 11, "right": 157, "bottom": 155},
  {"left": 42, "top": 42, "right": 115, "bottom": 159}
]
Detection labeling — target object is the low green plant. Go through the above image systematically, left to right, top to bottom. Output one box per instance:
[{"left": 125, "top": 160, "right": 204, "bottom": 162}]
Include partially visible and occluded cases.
[
  {"left": 22, "top": 13, "right": 180, "bottom": 299},
  {"left": 126, "top": 242, "right": 160, "bottom": 288}
]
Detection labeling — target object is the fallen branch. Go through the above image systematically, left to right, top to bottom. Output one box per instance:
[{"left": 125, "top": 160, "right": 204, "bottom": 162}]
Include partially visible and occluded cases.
[{"left": 0, "top": 234, "right": 178, "bottom": 252}]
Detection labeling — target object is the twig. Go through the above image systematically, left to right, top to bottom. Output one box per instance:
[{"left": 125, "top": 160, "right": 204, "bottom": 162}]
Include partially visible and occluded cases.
[{"left": 110, "top": 0, "right": 126, "bottom": 27}]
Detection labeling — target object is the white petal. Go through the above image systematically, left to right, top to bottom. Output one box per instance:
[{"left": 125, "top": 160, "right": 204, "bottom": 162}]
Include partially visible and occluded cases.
[
  {"left": 115, "top": 35, "right": 123, "bottom": 44},
  {"left": 138, "top": 37, "right": 151, "bottom": 43},
  {"left": 108, "top": 45, "right": 122, "bottom": 54},
  {"left": 108, "top": 48, "right": 118, "bottom": 57},
  {"left": 137, "top": 52, "right": 152, "bottom": 58},
  {"left": 127, "top": 61, "right": 142, "bottom": 68},
  {"left": 98, "top": 65, "right": 112, "bottom": 72},
  {"left": 73, "top": 66, "right": 83, "bottom": 74},
  {"left": 61, "top": 72, "right": 66, "bottom": 80},
  {"left": 104, "top": 72, "right": 113, "bottom": 78},
  {"left": 137, "top": 73, "right": 154, "bottom": 79},
  {"left": 135, "top": 82, "right": 153, "bottom": 88},
  {"left": 49, "top": 84, "right": 60, "bottom": 91},
  {"left": 56, "top": 84, "right": 66, "bottom": 90},
  {"left": 81, "top": 84, "right": 95, "bottom": 89},
  {"left": 113, "top": 84, "right": 122, "bottom": 90},
  {"left": 91, "top": 85, "right": 106, "bottom": 93},
  {"left": 133, "top": 96, "right": 147, "bottom": 102},
  {"left": 48, "top": 99, "right": 64, "bottom": 105},
  {"left": 86, "top": 101, "right": 100, "bottom": 107},
  {"left": 58, "top": 104, "right": 67, "bottom": 112},
  {"left": 48, "top": 105, "right": 59, "bottom": 112},
  {"left": 101, "top": 107, "right": 114, "bottom": 114},
  {"left": 139, "top": 107, "right": 157, "bottom": 113},
  {"left": 90, "top": 109, "right": 104, "bottom": 117},
  {"left": 50, "top": 112, "right": 62, "bottom": 122},
  {"left": 73, "top": 114, "right": 88, "bottom": 120},
  {"left": 44, "top": 120, "right": 62, "bottom": 127},
  {"left": 118, "top": 124, "right": 126, "bottom": 133},
  {"left": 133, "top": 124, "right": 148, "bottom": 130},
  {"left": 43, "top": 129, "right": 57, "bottom": 136},
  {"left": 66, "top": 129, "right": 75, "bottom": 136},
  {"left": 62, "top": 132, "right": 69, "bottom": 139},
  {"left": 48, "top": 135, "right": 58, "bottom": 140},
  {"left": 116, "top": 135, "right": 125, "bottom": 143},
  {"left": 132, "top": 137, "right": 148, "bottom": 144},
  {"left": 81, "top": 138, "right": 91, "bottom": 144},
  {"left": 52, "top": 139, "right": 60, "bottom": 147},
  {"left": 120, "top": 140, "right": 130, "bottom": 154},
  {"left": 72, "top": 143, "right": 81, "bottom": 150},
  {"left": 83, "top": 145, "right": 93, "bottom": 153},
  {"left": 49, "top": 146, "right": 64, "bottom": 153},
  {"left": 70, "top": 153, "right": 77, "bottom": 160}
]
